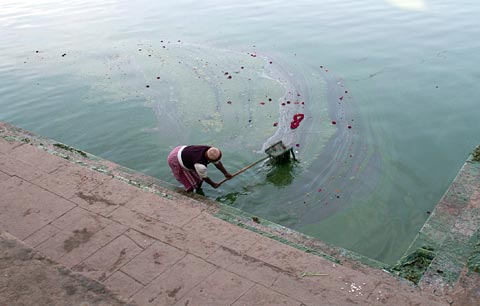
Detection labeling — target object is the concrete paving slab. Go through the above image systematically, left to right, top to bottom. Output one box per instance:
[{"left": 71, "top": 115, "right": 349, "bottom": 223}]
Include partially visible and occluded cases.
[
  {"left": 0, "top": 137, "right": 18, "bottom": 153},
  {"left": 9, "top": 143, "right": 70, "bottom": 173},
  {"left": 0, "top": 153, "right": 45, "bottom": 181},
  {"left": 31, "top": 163, "right": 112, "bottom": 200},
  {"left": 0, "top": 170, "right": 10, "bottom": 183},
  {"left": 0, "top": 177, "right": 75, "bottom": 240},
  {"left": 72, "top": 177, "right": 144, "bottom": 217},
  {"left": 124, "top": 191, "right": 202, "bottom": 227},
  {"left": 51, "top": 206, "right": 112, "bottom": 232},
  {"left": 110, "top": 207, "right": 220, "bottom": 259},
  {"left": 183, "top": 212, "right": 237, "bottom": 243},
  {"left": 36, "top": 221, "right": 127, "bottom": 268},
  {"left": 24, "top": 224, "right": 60, "bottom": 248},
  {"left": 219, "top": 224, "right": 263, "bottom": 254},
  {"left": 124, "top": 228, "right": 156, "bottom": 250},
  {"left": 0, "top": 231, "right": 134, "bottom": 306},
  {"left": 73, "top": 234, "right": 144, "bottom": 282},
  {"left": 247, "top": 236, "right": 339, "bottom": 276},
  {"left": 120, "top": 240, "right": 186, "bottom": 285},
  {"left": 206, "top": 245, "right": 285, "bottom": 287},
  {"left": 132, "top": 254, "right": 217, "bottom": 306},
  {"left": 172, "top": 268, "right": 254, "bottom": 306},
  {"left": 450, "top": 268, "right": 480, "bottom": 306},
  {"left": 104, "top": 270, "right": 145, "bottom": 299},
  {"left": 272, "top": 273, "right": 357, "bottom": 305},
  {"left": 365, "top": 281, "right": 447, "bottom": 306},
  {"left": 231, "top": 284, "right": 303, "bottom": 306}
]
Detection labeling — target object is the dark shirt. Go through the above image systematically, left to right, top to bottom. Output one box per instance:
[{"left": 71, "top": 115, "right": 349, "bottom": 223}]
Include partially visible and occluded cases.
[{"left": 181, "top": 145, "right": 211, "bottom": 170}]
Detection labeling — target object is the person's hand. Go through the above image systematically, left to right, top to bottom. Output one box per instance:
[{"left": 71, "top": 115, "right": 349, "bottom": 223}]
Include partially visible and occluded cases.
[{"left": 225, "top": 173, "right": 233, "bottom": 180}]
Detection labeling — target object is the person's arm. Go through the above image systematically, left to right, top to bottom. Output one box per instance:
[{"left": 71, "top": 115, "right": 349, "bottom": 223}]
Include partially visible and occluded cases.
[
  {"left": 214, "top": 161, "right": 232, "bottom": 179},
  {"left": 194, "top": 163, "right": 220, "bottom": 188},
  {"left": 203, "top": 177, "right": 219, "bottom": 189}
]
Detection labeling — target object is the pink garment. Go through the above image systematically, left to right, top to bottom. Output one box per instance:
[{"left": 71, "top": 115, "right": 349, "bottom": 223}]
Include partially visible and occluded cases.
[{"left": 167, "top": 146, "right": 202, "bottom": 191}]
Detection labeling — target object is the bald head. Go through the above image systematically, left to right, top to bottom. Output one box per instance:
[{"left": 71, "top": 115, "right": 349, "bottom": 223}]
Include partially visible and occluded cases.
[{"left": 206, "top": 147, "right": 222, "bottom": 162}]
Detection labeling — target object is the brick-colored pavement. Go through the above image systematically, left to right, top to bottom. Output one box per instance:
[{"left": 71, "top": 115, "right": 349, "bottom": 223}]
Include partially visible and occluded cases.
[{"left": 0, "top": 122, "right": 461, "bottom": 305}]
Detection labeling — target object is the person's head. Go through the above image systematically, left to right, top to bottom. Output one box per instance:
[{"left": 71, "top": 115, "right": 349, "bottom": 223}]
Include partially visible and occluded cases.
[{"left": 206, "top": 147, "right": 222, "bottom": 163}]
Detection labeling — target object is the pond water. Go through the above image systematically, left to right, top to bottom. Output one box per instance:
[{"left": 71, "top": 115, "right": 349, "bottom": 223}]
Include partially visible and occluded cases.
[{"left": 1, "top": 0, "right": 479, "bottom": 264}]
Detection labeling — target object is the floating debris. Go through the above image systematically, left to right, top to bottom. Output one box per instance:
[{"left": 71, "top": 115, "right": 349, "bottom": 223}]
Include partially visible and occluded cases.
[
  {"left": 290, "top": 113, "right": 304, "bottom": 129},
  {"left": 301, "top": 272, "right": 328, "bottom": 277}
]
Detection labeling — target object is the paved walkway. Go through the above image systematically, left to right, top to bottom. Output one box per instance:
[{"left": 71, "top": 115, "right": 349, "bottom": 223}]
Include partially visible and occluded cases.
[{"left": 0, "top": 122, "right": 459, "bottom": 305}]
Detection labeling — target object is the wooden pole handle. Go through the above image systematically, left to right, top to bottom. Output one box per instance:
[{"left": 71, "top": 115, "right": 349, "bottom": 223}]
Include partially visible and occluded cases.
[{"left": 217, "top": 156, "right": 269, "bottom": 187}]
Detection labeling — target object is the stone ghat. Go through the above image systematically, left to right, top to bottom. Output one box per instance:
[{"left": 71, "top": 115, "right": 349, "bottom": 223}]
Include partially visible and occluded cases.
[{"left": 1, "top": 121, "right": 475, "bottom": 305}]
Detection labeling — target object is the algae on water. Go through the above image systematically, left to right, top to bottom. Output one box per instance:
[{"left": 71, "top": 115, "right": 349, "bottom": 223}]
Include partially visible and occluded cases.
[{"left": 392, "top": 246, "right": 435, "bottom": 284}]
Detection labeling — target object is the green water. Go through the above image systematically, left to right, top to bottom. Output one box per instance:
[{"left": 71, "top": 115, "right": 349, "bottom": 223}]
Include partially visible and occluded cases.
[{"left": 1, "top": 0, "right": 479, "bottom": 264}]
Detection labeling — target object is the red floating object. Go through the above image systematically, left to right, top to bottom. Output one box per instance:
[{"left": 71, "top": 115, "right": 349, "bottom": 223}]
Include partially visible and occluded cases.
[
  {"left": 227, "top": 75, "right": 232, "bottom": 79},
  {"left": 156, "top": 76, "right": 160, "bottom": 79},
  {"left": 339, "top": 96, "right": 343, "bottom": 100},
  {"left": 260, "top": 101, "right": 265, "bottom": 105},
  {"left": 290, "top": 113, "right": 305, "bottom": 130},
  {"left": 293, "top": 113, "right": 304, "bottom": 122},
  {"left": 332, "top": 121, "right": 336, "bottom": 125},
  {"left": 273, "top": 122, "right": 278, "bottom": 127},
  {"left": 347, "top": 125, "right": 352, "bottom": 129}
]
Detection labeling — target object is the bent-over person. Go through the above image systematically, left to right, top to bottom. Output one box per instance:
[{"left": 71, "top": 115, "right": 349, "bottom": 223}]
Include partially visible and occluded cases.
[{"left": 167, "top": 145, "right": 232, "bottom": 192}]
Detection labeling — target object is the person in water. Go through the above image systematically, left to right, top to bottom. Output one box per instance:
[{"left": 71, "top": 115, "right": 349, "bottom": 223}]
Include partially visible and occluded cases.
[{"left": 167, "top": 145, "right": 232, "bottom": 192}]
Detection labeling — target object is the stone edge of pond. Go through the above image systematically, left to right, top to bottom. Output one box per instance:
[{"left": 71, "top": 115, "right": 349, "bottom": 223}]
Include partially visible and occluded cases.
[
  {"left": 0, "top": 121, "right": 391, "bottom": 271},
  {"left": 397, "top": 146, "right": 480, "bottom": 294}
]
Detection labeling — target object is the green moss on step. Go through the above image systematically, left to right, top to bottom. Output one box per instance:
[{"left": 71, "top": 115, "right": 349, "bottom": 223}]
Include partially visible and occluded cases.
[
  {"left": 53, "top": 143, "right": 88, "bottom": 158},
  {"left": 472, "top": 145, "right": 480, "bottom": 162},
  {"left": 467, "top": 231, "right": 480, "bottom": 273},
  {"left": 392, "top": 246, "right": 435, "bottom": 284}
]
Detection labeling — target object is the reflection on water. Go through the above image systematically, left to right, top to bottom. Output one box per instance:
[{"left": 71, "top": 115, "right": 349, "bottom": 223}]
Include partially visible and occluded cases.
[
  {"left": 385, "top": 0, "right": 427, "bottom": 11},
  {"left": 265, "top": 158, "right": 297, "bottom": 187}
]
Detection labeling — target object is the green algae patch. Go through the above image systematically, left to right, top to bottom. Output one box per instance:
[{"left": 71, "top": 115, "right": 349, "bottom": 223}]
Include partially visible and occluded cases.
[
  {"left": 53, "top": 143, "right": 88, "bottom": 158},
  {"left": 472, "top": 145, "right": 480, "bottom": 162},
  {"left": 467, "top": 232, "right": 480, "bottom": 273},
  {"left": 392, "top": 246, "right": 435, "bottom": 284}
]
